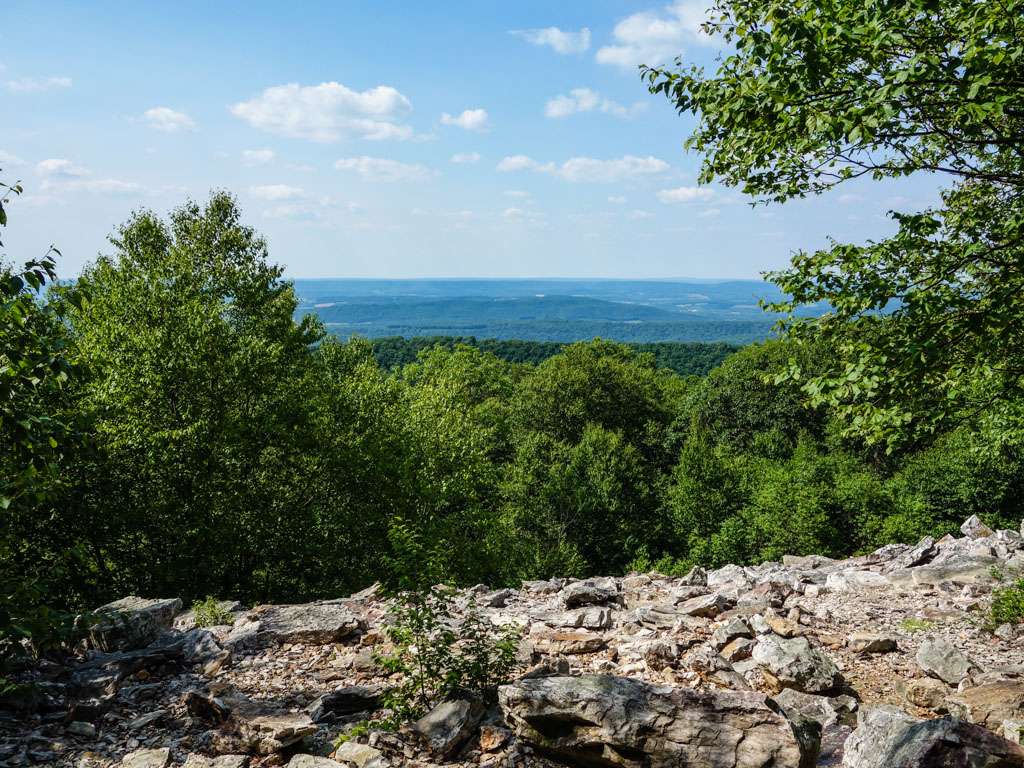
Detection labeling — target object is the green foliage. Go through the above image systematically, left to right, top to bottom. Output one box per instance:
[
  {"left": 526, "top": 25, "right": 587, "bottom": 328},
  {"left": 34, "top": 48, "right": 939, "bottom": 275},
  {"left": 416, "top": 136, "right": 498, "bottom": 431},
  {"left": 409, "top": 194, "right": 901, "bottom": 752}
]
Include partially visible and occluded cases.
[
  {"left": 645, "top": 0, "right": 1024, "bottom": 450},
  {"left": 1, "top": 171, "right": 83, "bottom": 683},
  {"left": 371, "top": 336, "right": 737, "bottom": 377},
  {"left": 683, "top": 340, "right": 826, "bottom": 457},
  {"left": 989, "top": 579, "right": 1024, "bottom": 631},
  {"left": 374, "top": 587, "right": 519, "bottom": 725},
  {"left": 191, "top": 597, "right": 235, "bottom": 628}
]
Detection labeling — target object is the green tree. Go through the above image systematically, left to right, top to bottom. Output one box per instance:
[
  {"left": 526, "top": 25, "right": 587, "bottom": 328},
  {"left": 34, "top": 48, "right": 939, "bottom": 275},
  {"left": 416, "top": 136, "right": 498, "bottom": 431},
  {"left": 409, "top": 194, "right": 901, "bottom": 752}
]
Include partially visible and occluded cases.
[
  {"left": 645, "top": 0, "right": 1024, "bottom": 449},
  {"left": 0, "top": 172, "right": 81, "bottom": 676},
  {"left": 62, "top": 193, "right": 326, "bottom": 603},
  {"left": 683, "top": 339, "right": 825, "bottom": 457}
]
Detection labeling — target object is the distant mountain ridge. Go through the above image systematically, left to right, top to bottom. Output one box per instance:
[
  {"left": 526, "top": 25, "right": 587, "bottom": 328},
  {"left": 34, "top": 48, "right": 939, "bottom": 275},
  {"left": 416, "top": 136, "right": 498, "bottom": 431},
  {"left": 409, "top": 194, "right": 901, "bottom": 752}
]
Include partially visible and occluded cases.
[{"left": 291, "top": 278, "right": 825, "bottom": 344}]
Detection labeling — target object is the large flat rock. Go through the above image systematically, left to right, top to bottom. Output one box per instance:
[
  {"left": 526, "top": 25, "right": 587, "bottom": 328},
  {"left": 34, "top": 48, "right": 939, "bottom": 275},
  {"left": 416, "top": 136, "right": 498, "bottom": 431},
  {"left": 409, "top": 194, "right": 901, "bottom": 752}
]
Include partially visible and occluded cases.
[
  {"left": 89, "top": 597, "right": 182, "bottom": 652},
  {"left": 246, "top": 602, "right": 364, "bottom": 645},
  {"left": 499, "top": 674, "right": 818, "bottom": 768}
]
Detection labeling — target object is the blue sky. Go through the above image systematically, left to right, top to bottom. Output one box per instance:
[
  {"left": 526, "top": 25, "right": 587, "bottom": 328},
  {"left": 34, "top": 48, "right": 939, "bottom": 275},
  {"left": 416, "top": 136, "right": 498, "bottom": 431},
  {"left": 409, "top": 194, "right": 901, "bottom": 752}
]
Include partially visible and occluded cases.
[{"left": 2, "top": 1, "right": 943, "bottom": 279}]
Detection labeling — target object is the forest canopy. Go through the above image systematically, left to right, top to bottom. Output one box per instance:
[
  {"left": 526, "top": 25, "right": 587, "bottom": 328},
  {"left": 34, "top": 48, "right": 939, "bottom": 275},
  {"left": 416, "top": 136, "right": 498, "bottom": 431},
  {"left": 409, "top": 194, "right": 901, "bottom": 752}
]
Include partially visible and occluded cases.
[{"left": 2, "top": 193, "right": 1022, "bottom": 628}]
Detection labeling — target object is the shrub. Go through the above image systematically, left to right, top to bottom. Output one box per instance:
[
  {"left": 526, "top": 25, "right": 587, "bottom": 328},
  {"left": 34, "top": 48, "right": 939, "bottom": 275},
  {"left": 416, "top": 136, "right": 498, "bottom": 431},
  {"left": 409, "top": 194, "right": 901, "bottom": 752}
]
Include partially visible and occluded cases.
[
  {"left": 988, "top": 579, "right": 1024, "bottom": 631},
  {"left": 373, "top": 586, "right": 519, "bottom": 726},
  {"left": 191, "top": 596, "right": 235, "bottom": 628}
]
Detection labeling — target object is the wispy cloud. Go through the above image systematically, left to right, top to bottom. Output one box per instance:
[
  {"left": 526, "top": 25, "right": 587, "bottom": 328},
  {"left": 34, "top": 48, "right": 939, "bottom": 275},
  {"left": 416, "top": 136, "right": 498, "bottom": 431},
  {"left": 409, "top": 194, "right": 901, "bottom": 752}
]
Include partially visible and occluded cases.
[
  {"left": 511, "top": 27, "right": 591, "bottom": 54},
  {"left": 5, "top": 76, "right": 72, "bottom": 93},
  {"left": 231, "top": 82, "right": 413, "bottom": 142},
  {"left": 544, "top": 88, "right": 645, "bottom": 119},
  {"left": 143, "top": 107, "right": 197, "bottom": 133},
  {"left": 440, "top": 108, "right": 489, "bottom": 132},
  {"left": 242, "top": 148, "right": 275, "bottom": 166},
  {"left": 450, "top": 152, "right": 481, "bottom": 164},
  {"left": 498, "top": 154, "right": 669, "bottom": 183},
  {"left": 334, "top": 156, "right": 435, "bottom": 182},
  {"left": 36, "top": 158, "right": 140, "bottom": 195},
  {"left": 249, "top": 184, "right": 304, "bottom": 201},
  {"left": 657, "top": 185, "right": 714, "bottom": 203}
]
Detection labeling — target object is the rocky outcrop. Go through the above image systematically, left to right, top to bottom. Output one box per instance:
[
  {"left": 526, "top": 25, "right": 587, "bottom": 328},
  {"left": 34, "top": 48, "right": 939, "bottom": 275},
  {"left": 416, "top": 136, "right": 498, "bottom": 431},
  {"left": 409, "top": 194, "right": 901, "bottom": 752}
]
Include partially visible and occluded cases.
[
  {"left": 9, "top": 515, "right": 1024, "bottom": 768},
  {"left": 499, "top": 674, "right": 819, "bottom": 768},
  {"left": 842, "top": 705, "right": 1024, "bottom": 767}
]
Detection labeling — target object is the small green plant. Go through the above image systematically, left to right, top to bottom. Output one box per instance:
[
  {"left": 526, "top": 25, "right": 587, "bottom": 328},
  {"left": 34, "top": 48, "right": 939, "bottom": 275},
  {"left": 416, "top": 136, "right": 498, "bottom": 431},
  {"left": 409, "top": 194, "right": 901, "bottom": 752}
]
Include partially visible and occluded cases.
[
  {"left": 990, "top": 566, "right": 1007, "bottom": 583},
  {"left": 988, "top": 578, "right": 1024, "bottom": 631},
  {"left": 371, "top": 586, "right": 519, "bottom": 728},
  {"left": 191, "top": 597, "right": 235, "bottom": 628},
  {"left": 900, "top": 618, "right": 935, "bottom": 633}
]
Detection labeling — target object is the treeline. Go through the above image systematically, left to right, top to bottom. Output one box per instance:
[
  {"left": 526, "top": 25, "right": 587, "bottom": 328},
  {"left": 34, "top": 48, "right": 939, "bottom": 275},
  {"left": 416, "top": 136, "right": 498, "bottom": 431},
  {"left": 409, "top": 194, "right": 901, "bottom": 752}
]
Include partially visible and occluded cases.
[
  {"left": 4, "top": 194, "right": 1023, "bottom": 620},
  {"left": 369, "top": 336, "right": 738, "bottom": 377}
]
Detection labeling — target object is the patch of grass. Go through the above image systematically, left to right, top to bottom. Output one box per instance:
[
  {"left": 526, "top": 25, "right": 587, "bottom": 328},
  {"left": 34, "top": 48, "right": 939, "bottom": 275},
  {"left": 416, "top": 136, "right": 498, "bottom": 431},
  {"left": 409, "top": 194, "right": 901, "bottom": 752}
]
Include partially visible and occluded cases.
[
  {"left": 191, "top": 596, "right": 235, "bottom": 628},
  {"left": 900, "top": 617, "right": 935, "bottom": 633}
]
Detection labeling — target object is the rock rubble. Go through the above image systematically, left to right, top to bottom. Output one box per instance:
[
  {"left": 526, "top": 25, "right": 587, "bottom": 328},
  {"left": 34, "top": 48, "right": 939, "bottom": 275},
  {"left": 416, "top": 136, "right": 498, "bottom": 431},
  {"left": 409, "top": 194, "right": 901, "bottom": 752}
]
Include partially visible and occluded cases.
[{"left": 4, "top": 517, "right": 1024, "bottom": 767}]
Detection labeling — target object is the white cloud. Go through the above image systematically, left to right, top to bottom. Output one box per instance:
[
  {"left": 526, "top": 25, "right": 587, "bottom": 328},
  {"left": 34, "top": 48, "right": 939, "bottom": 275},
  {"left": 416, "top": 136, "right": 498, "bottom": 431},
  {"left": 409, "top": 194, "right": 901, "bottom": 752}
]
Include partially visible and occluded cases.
[
  {"left": 597, "top": 0, "right": 717, "bottom": 69},
  {"left": 512, "top": 27, "right": 591, "bottom": 54},
  {"left": 5, "top": 76, "right": 72, "bottom": 93},
  {"left": 231, "top": 82, "right": 413, "bottom": 142},
  {"left": 544, "top": 88, "right": 644, "bottom": 119},
  {"left": 143, "top": 107, "right": 197, "bottom": 133},
  {"left": 440, "top": 108, "right": 489, "bottom": 132},
  {"left": 242, "top": 148, "right": 275, "bottom": 166},
  {"left": 0, "top": 150, "right": 26, "bottom": 167},
  {"left": 450, "top": 152, "right": 481, "bottom": 164},
  {"left": 498, "top": 154, "right": 668, "bottom": 182},
  {"left": 497, "top": 155, "right": 547, "bottom": 173},
  {"left": 558, "top": 155, "right": 668, "bottom": 182},
  {"left": 334, "top": 156, "right": 435, "bottom": 182},
  {"left": 35, "top": 157, "right": 139, "bottom": 195},
  {"left": 36, "top": 158, "right": 87, "bottom": 178},
  {"left": 249, "top": 184, "right": 304, "bottom": 201},
  {"left": 657, "top": 185, "right": 714, "bottom": 203},
  {"left": 505, "top": 190, "right": 530, "bottom": 199},
  {"left": 838, "top": 193, "right": 864, "bottom": 204},
  {"left": 608, "top": 195, "right": 627, "bottom": 204},
  {"left": 697, "top": 207, "right": 721, "bottom": 218},
  {"left": 628, "top": 209, "right": 655, "bottom": 220}
]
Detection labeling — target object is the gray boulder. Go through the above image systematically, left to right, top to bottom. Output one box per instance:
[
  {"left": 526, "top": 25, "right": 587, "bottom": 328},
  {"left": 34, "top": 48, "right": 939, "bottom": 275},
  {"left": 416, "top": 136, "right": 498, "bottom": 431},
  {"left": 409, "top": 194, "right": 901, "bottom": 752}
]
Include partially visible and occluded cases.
[
  {"left": 962, "top": 515, "right": 995, "bottom": 539},
  {"left": 888, "top": 555, "right": 1009, "bottom": 589},
  {"left": 679, "top": 566, "right": 707, "bottom": 587},
  {"left": 563, "top": 579, "right": 620, "bottom": 608},
  {"left": 677, "top": 592, "right": 734, "bottom": 618},
  {"left": 90, "top": 597, "right": 182, "bottom": 652},
  {"left": 250, "top": 602, "right": 364, "bottom": 645},
  {"left": 752, "top": 634, "right": 842, "bottom": 694},
  {"left": 916, "top": 638, "right": 976, "bottom": 685},
  {"left": 499, "top": 674, "right": 819, "bottom": 768},
  {"left": 307, "top": 686, "right": 381, "bottom": 723},
  {"left": 773, "top": 688, "right": 856, "bottom": 729},
  {"left": 413, "top": 698, "right": 483, "bottom": 756},
  {"left": 842, "top": 705, "right": 1024, "bottom": 767}
]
